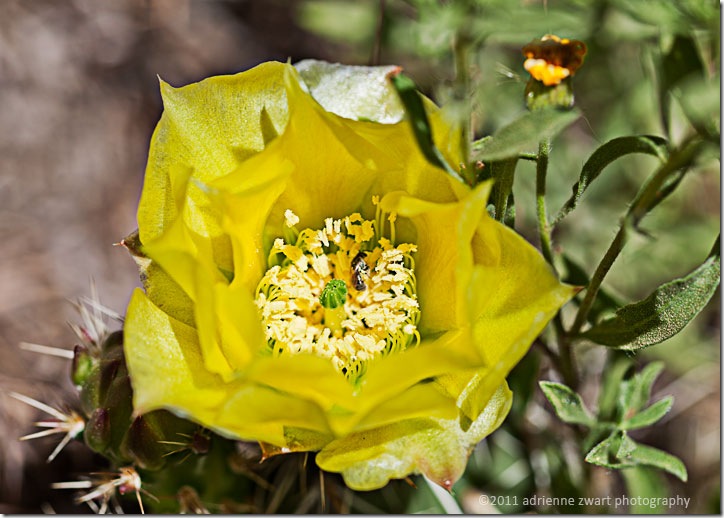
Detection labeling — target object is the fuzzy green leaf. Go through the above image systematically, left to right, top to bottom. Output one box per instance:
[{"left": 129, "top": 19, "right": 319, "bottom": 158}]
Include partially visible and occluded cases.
[
  {"left": 472, "top": 108, "right": 579, "bottom": 161},
  {"left": 554, "top": 136, "right": 668, "bottom": 224},
  {"left": 582, "top": 237, "right": 720, "bottom": 350},
  {"left": 617, "top": 362, "right": 664, "bottom": 420},
  {"left": 539, "top": 381, "right": 594, "bottom": 426},
  {"left": 621, "top": 396, "right": 673, "bottom": 430},
  {"left": 585, "top": 432, "right": 635, "bottom": 469},
  {"left": 617, "top": 433, "right": 688, "bottom": 482}
]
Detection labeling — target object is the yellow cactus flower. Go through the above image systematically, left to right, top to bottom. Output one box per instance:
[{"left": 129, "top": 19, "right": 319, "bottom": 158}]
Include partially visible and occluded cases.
[{"left": 123, "top": 60, "right": 575, "bottom": 491}]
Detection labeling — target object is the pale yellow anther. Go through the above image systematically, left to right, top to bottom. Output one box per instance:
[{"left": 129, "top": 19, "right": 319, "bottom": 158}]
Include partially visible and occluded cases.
[{"left": 284, "top": 209, "right": 300, "bottom": 228}]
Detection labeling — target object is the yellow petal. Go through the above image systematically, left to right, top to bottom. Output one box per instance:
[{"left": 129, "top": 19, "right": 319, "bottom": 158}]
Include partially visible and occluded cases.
[
  {"left": 138, "top": 62, "right": 290, "bottom": 271},
  {"left": 268, "top": 66, "right": 401, "bottom": 231},
  {"left": 379, "top": 181, "right": 493, "bottom": 333},
  {"left": 125, "top": 289, "right": 331, "bottom": 446},
  {"left": 316, "top": 382, "right": 512, "bottom": 491}
]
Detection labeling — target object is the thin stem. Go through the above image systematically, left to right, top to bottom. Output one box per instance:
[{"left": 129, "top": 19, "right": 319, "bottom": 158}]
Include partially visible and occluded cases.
[
  {"left": 369, "top": 0, "right": 386, "bottom": 66},
  {"left": 453, "top": 30, "right": 473, "bottom": 183},
  {"left": 568, "top": 136, "right": 701, "bottom": 338},
  {"left": 535, "top": 138, "right": 554, "bottom": 264},
  {"left": 568, "top": 226, "right": 626, "bottom": 338}
]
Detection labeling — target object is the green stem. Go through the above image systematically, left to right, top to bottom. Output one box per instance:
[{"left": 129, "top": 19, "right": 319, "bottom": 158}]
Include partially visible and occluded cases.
[
  {"left": 453, "top": 27, "right": 473, "bottom": 184},
  {"left": 568, "top": 136, "right": 701, "bottom": 338},
  {"left": 535, "top": 138, "right": 554, "bottom": 264},
  {"left": 535, "top": 138, "right": 577, "bottom": 387},
  {"left": 568, "top": 226, "right": 626, "bottom": 338}
]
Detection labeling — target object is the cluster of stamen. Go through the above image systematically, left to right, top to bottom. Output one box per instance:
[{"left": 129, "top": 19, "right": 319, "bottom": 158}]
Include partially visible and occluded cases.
[{"left": 255, "top": 199, "right": 420, "bottom": 383}]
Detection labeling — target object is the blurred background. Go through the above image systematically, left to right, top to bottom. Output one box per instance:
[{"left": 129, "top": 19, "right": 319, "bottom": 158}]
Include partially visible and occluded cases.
[{"left": 0, "top": 0, "right": 718, "bottom": 513}]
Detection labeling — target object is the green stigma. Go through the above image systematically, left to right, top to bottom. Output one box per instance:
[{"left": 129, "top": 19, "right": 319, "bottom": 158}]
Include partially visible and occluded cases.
[{"left": 319, "top": 279, "right": 347, "bottom": 309}]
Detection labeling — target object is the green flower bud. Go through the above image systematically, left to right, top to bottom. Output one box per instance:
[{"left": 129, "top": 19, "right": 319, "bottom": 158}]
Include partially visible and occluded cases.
[
  {"left": 71, "top": 344, "right": 95, "bottom": 387},
  {"left": 84, "top": 407, "right": 112, "bottom": 452}
]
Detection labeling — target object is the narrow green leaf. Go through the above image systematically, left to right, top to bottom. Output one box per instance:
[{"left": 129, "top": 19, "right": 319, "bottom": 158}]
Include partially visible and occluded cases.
[
  {"left": 659, "top": 34, "right": 705, "bottom": 136},
  {"left": 390, "top": 73, "right": 464, "bottom": 183},
  {"left": 472, "top": 108, "right": 579, "bottom": 161},
  {"left": 553, "top": 136, "right": 669, "bottom": 224},
  {"left": 628, "top": 137, "right": 703, "bottom": 226},
  {"left": 582, "top": 237, "right": 720, "bottom": 350},
  {"left": 596, "top": 354, "right": 634, "bottom": 426},
  {"left": 617, "top": 362, "right": 665, "bottom": 420},
  {"left": 539, "top": 381, "right": 594, "bottom": 426},
  {"left": 621, "top": 396, "right": 673, "bottom": 430},
  {"left": 585, "top": 431, "right": 636, "bottom": 469},
  {"left": 616, "top": 433, "right": 688, "bottom": 482},
  {"left": 621, "top": 467, "right": 668, "bottom": 514}
]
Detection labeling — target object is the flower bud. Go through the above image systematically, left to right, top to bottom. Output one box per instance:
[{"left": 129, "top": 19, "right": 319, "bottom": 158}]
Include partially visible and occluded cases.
[
  {"left": 522, "top": 34, "right": 586, "bottom": 110},
  {"left": 71, "top": 344, "right": 95, "bottom": 387},
  {"left": 84, "top": 407, "right": 112, "bottom": 452}
]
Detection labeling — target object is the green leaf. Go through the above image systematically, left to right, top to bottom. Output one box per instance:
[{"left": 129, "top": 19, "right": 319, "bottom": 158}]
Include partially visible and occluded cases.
[
  {"left": 659, "top": 35, "right": 705, "bottom": 136},
  {"left": 390, "top": 73, "right": 465, "bottom": 183},
  {"left": 472, "top": 108, "right": 579, "bottom": 161},
  {"left": 553, "top": 136, "right": 669, "bottom": 224},
  {"left": 628, "top": 137, "right": 704, "bottom": 226},
  {"left": 582, "top": 237, "right": 720, "bottom": 350},
  {"left": 618, "top": 362, "right": 665, "bottom": 421},
  {"left": 539, "top": 381, "right": 594, "bottom": 426},
  {"left": 621, "top": 396, "right": 673, "bottom": 430},
  {"left": 585, "top": 431, "right": 636, "bottom": 469},
  {"left": 617, "top": 433, "right": 688, "bottom": 482},
  {"left": 621, "top": 467, "right": 669, "bottom": 514}
]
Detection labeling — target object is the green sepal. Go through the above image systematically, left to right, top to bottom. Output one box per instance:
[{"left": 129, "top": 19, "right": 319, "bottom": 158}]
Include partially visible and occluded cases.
[
  {"left": 525, "top": 77, "right": 575, "bottom": 111},
  {"left": 472, "top": 107, "right": 579, "bottom": 162},
  {"left": 553, "top": 136, "right": 669, "bottom": 225},
  {"left": 583, "top": 237, "right": 720, "bottom": 350},
  {"left": 539, "top": 381, "right": 594, "bottom": 426}
]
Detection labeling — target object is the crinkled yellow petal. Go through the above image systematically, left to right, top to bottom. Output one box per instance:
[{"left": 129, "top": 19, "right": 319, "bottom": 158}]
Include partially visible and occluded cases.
[
  {"left": 138, "top": 62, "right": 289, "bottom": 271},
  {"left": 267, "top": 66, "right": 398, "bottom": 231},
  {"left": 209, "top": 145, "right": 293, "bottom": 292},
  {"left": 124, "top": 289, "right": 331, "bottom": 446},
  {"left": 316, "top": 382, "right": 512, "bottom": 491}
]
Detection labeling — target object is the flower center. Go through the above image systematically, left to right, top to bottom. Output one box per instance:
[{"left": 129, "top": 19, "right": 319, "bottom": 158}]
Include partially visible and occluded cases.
[{"left": 255, "top": 198, "right": 420, "bottom": 383}]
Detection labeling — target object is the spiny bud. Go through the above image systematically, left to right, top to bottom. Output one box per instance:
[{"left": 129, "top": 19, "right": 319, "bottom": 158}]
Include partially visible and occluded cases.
[
  {"left": 71, "top": 344, "right": 95, "bottom": 387},
  {"left": 85, "top": 407, "right": 112, "bottom": 452},
  {"left": 121, "top": 415, "right": 166, "bottom": 470}
]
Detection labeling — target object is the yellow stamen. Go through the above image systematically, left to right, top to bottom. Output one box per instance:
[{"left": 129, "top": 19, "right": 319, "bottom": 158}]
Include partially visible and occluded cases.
[{"left": 255, "top": 202, "right": 420, "bottom": 383}]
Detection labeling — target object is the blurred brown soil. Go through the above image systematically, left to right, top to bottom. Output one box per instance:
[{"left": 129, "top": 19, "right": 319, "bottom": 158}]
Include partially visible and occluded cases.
[{"left": 0, "top": 0, "right": 337, "bottom": 512}]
